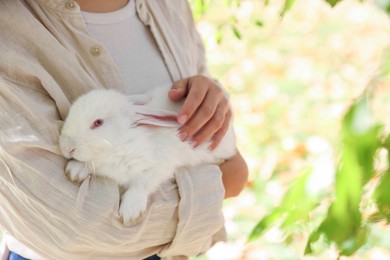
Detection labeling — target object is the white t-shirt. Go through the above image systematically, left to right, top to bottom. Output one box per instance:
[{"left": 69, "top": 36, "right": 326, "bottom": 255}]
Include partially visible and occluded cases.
[{"left": 81, "top": 0, "right": 173, "bottom": 94}]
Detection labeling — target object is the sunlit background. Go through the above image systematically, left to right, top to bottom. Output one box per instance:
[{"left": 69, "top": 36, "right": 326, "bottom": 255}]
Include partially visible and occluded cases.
[{"left": 191, "top": 0, "right": 390, "bottom": 259}]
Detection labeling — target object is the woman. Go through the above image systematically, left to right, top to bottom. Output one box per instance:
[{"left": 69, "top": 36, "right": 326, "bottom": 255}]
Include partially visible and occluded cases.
[{"left": 0, "top": 0, "right": 248, "bottom": 259}]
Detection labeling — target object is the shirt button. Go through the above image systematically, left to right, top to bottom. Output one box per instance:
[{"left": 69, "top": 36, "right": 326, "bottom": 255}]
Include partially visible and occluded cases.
[
  {"left": 65, "top": 1, "right": 76, "bottom": 10},
  {"left": 90, "top": 46, "right": 101, "bottom": 56}
]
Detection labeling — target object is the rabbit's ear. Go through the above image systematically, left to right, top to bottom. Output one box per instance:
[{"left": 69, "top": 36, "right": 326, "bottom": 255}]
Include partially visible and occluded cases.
[
  {"left": 127, "top": 94, "right": 151, "bottom": 105},
  {"left": 131, "top": 105, "right": 179, "bottom": 128}
]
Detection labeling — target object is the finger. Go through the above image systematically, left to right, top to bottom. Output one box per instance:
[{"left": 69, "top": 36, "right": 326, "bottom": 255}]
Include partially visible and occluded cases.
[
  {"left": 168, "top": 79, "right": 189, "bottom": 102},
  {"left": 177, "top": 83, "right": 209, "bottom": 125},
  {"left": 179, "top": 88, "right": 225, "bottom": 143},
  {"left": 190, "top": 102, "right": 229, "bottom": 147},
  {"left": 209, "top": 109, "right": 232, "bottom": 150}
]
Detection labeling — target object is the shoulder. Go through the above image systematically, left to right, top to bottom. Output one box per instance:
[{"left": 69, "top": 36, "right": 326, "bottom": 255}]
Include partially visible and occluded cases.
[
  {"left": 144, "top": 0, "right": 195, "bottom": 26},
  {"left": 146, "top": 0, "right": 191, "bottom": 12}
]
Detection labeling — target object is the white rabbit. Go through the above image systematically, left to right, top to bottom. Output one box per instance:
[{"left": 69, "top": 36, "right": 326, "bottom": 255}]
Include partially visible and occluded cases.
[{"left": 59, "top": 86, "right": 236, "bottom": 224}]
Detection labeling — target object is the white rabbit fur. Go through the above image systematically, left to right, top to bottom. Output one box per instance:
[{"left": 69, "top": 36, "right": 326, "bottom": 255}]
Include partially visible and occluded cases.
[{"left": 59, "top": 86, "right": 236, "bottom": 224}]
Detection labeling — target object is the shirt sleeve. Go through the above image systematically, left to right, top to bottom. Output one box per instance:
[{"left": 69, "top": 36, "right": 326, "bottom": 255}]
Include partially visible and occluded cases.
[{"left": 159, "top": 164, "right": 226, "bottom": 258}]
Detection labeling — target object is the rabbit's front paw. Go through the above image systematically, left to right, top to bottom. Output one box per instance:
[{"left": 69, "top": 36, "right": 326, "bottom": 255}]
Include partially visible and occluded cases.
[
  {"left": 65, "top": 159, "right": 90, "bottom": 183},
  {"left": 119, "top": 189, "right": 148, "bottom": 225}
]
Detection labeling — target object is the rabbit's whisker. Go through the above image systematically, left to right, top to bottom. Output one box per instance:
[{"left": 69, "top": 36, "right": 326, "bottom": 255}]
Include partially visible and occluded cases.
[
  {"left": 102, "top": 139, "right": 112, "bottom": 147},
  {"left": 89, "top": 161, "right": 96, "bottom": 176}
]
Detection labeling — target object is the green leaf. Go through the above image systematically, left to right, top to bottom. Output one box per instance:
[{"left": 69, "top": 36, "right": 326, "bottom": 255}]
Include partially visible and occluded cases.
[
  {"left": 190, "top": 0, "right": 208, "bottom": 20},
  {"left": 225, "top": 0, "right": 240, "bottom": 7},
  {"left": 280, "top": 0, "right": 295, "bottom": 17},
  {"left": 325, "top": 0, "right": 344, "bottom": 7},
  {"left": 375, "top": 0, "right": 390, "bottom": 15},
  {"left": 255, "top": 19, "right": 264, "bottom": 27},
  {"left": 232, "top": 25, "right": 242, "bottom": 39},
  {"left": 215, "top": 29, "right": 223, "bottom": 44},
  {"left": 305, "top": 97, "right": 382, "bottom": 256},
  {"left": 341, "top": 97, "right": 383, "bottom": 184},
  {"left": 373, "top": 169, "right": 390, "bottom": 221},
  {"left": 278, "top": 170, "right": 311, "bottom": 208},
  {"left": 248, "top": 171, "right": 318, "bottom": 242},
  {"left": 280, "top": 205, "right": 314, "bottom": 229},
  {"left": 306, "top": 205, "right": 368, "bottom": 256},
  {"left": 248, "top": 209, "right": 284, "bottom": 241},
  {"left": 368, "top": 211, "right": 387, "bottom": 223},
  {"left": 339, "top": 226, "right": 369, "bottom": 256},
  {"left": 305, "top": 230, "right": 324, "bottom": 255}
]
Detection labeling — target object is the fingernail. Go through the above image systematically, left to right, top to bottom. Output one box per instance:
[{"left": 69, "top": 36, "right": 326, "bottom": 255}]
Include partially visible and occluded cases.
[
  {"left": 170, "top": 88, "right": 184, "bottom": 94},
  {"left": 178, "top": 114, "right": 187, "bottom": 125},
  {"left": 177, "top": 131, "right": 187, "bottom": 141},
  {"left": 208, "top": 138, "right": 216, "bottom": 151},
  {"left": 189, "top": 139, "right": 198, "bottom": 148}
]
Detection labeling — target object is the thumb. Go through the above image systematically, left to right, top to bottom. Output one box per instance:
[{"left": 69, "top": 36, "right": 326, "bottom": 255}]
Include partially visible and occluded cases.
[{"left": 168, "top": 79, "right": 188, "bottom": 102}]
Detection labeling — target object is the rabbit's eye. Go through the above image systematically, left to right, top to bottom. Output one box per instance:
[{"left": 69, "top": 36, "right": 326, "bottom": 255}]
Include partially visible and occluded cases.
[{"left": 91, "top": 119, "right": 104, "bottom": 129}]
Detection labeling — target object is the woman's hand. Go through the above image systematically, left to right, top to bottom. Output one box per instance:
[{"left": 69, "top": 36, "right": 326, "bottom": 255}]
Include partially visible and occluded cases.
[
  {"left": 168, "top": 75, "right": 231, "bottom": 150},
  {"left": 169, "top": 76, "right": 248, "bottom": 197}
]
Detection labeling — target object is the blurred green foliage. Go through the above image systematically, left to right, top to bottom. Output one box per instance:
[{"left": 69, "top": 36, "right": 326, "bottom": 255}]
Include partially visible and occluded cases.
[
  {"left": 190, "top": 0, "right": 390, "bottom": 258},
  {"left": 190, "top": 0, "right": 390, "bottom": 29},
  {"left": 376, "top": 0, "right": 390, "bottom": 13},
  {"left": 248, "top": 93, "right": 390, "bottom": 257},
  {"left": 305, "top": 97, "right": 387, "bottom": 256},
  {"left": 248, "top": 169, "right": 319, "bottom": 242}
]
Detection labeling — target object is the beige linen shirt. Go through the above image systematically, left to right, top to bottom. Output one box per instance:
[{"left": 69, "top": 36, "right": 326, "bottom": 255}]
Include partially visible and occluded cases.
[{"left": 0, "top": 0, "right": 227, "bottom": 259}]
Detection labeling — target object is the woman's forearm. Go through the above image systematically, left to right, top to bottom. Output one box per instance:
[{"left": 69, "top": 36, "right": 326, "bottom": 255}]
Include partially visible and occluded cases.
[{"left": 219, "top": 150, "right": 249, "bottom": 198}]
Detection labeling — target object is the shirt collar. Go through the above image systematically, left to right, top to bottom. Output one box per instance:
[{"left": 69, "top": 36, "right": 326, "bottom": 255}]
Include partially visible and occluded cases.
[
  {"left": 36, "top": 0, "right": 146, "bottom": 15},
  {"left": 36, "top": 0, "right": 80, "bottom": 13}
]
